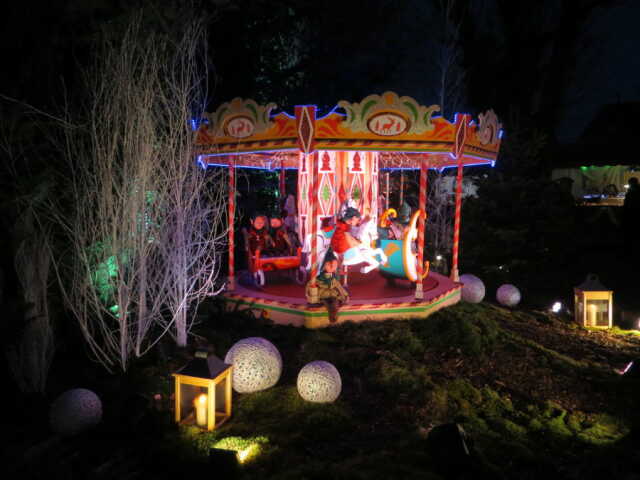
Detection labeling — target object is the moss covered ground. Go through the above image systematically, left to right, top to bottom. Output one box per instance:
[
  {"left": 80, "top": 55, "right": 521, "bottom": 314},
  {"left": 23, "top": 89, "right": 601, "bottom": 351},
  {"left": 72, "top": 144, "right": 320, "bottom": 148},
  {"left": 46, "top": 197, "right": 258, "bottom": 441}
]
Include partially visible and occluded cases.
[{"left": 5, "top": 300, "right": 640, "bottom": 479}]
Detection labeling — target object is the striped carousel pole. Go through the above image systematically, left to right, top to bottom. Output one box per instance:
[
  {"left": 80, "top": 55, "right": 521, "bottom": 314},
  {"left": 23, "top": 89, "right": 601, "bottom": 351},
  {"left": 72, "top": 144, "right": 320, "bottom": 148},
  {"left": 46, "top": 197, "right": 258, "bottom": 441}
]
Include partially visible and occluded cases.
[
  {"left": 308, "top": 152, "right": 319, "bottom": 303},
  {"left": 451, "top": 154, "right": 464, "bottom": 282},
  {"left": 227, "top": 157, "right": 236, "bottom": 291},
  {"left": 279, "top": 160, "right": 286, "bottom": 201},
  {"left": 415, "top": 161, "right": 428, "bottom": 299},
  {"left": 385, "top": 171, "right": 390, "bottom": 210}
]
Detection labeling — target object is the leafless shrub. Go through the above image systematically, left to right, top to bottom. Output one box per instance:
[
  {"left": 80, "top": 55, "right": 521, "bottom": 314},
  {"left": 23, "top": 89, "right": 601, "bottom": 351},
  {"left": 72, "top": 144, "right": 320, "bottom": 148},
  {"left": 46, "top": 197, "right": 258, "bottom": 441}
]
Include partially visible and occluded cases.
[{"left": 50, "top": 15, "right": 226, "bottom": 371}]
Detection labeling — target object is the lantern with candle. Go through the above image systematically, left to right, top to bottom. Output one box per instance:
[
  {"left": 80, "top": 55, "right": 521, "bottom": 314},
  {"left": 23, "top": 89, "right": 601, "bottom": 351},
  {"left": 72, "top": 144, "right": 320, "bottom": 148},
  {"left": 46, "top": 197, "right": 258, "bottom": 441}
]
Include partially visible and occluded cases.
[
  {"left": 574, "top": 274, "right": 613, "bottom": 329},
  {"left": 172, "top": 351, "right": 232, "bottom": 431}
]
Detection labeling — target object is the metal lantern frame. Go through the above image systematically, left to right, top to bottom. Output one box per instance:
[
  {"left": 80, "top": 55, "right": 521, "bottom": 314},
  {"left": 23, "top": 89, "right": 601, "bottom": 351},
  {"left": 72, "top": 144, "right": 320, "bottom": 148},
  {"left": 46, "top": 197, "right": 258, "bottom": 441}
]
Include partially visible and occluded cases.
[
  {"left": 574, "top": 274, "right": 613, "bottom": 329},
  {"left": 172, "top": 352, "right": 233, "bottom": 431}
]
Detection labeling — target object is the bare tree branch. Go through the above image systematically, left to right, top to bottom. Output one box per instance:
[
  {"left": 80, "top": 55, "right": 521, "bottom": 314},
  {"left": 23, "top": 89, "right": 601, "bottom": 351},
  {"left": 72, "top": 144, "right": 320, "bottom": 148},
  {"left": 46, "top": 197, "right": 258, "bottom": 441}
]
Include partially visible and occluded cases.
[{"left": 48, "top": 14, "right": 227, "bottom": 371}]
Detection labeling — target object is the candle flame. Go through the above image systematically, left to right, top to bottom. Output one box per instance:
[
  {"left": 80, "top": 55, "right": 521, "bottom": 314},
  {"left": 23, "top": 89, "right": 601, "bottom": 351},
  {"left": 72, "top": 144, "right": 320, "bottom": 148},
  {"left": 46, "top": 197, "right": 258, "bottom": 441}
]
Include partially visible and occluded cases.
[{"left": 197, "top": 393, "right": 207, "bottom": 405}]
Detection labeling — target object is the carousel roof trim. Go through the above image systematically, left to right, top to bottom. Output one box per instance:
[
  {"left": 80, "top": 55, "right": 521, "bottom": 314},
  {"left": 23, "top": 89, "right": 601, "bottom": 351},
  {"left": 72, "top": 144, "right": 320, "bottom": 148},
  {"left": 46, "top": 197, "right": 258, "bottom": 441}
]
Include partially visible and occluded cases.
[{"left": 195, "top": 92, "right": 502, "bottom": 168}]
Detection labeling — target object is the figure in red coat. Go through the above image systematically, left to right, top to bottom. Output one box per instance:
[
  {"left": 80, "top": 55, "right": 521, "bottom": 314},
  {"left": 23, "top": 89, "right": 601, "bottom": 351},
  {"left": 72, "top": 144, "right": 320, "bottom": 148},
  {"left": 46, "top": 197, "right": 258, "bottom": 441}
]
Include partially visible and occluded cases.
[{"left": 331, "top": 207, "right": 362, "bottom": 255}]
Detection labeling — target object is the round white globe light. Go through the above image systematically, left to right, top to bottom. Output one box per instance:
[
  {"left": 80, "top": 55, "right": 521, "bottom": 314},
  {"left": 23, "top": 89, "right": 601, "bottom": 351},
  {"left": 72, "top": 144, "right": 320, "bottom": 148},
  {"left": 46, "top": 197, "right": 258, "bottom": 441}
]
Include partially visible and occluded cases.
[
  {"left": 459, "top": 274, "right": 485, "bottom": 303},
  {"left": 497, "top": 284, "right": 521, "bottom": 307},
  {"left": 225, "top": 337, "right": 282, "bottom": 393},
  {"left": 296, "top": 361, "right": 342, "bottom": 403},
  {"left": 49, "top": 388, "right": 102, "bottom": 436}
]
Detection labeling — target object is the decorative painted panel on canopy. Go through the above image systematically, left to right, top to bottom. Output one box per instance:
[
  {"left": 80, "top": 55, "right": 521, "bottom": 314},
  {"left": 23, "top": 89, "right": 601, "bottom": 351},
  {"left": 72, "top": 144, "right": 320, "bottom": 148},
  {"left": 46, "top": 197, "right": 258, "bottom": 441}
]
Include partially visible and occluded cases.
[{"left": 195, "top": 92, "right": 502, "bottom": 169}]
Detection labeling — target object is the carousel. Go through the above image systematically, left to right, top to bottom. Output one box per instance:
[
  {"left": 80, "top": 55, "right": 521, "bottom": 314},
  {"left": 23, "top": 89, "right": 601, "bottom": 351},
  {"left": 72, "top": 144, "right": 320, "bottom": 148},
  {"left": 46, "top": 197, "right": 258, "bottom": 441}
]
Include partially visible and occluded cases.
[{"left": 195, "top": 92, "right": 502, "bottom": 328}]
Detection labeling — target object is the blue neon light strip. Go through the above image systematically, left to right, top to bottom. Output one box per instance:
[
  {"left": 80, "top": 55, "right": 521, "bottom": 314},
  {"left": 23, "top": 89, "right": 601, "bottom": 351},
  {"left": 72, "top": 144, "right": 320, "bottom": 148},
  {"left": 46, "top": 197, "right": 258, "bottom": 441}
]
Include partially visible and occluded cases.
[{"left": 271, "top": 104, "right": 345, "bottom": 121}]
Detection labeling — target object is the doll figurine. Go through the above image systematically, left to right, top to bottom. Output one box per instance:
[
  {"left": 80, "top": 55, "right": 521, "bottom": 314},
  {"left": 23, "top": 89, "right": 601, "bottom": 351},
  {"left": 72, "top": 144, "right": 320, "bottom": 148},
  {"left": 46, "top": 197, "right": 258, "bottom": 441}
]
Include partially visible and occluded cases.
[
  {"left": 388, "top": 202, "right": 412, "bottom": 240},
  {"left": 330, "top": 207, "right": 362, "bottom": 257},
  {"left": 247, "top": 213, "right": 272, "bottom": 256},
  {"left": 269, "top": 214, "right": 293, "bottom": 256},
  {"left": 305, "top": 250, "right": 349, "bottom": 323}
]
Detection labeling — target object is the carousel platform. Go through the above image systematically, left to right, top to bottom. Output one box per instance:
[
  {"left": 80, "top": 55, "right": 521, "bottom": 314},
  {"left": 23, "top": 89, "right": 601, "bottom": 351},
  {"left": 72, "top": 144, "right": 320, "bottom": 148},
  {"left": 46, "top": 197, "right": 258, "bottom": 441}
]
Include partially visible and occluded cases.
[{"left": 223, "top": 270, "right": 461, "bottom": 328}]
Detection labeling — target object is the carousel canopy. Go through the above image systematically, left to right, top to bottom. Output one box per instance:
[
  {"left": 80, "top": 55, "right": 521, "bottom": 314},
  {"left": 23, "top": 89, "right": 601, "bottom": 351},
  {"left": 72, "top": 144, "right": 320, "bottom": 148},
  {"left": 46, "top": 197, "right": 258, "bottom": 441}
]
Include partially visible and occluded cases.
[{"left": 195, "top": 91, "right": 502, "bottom": 171}]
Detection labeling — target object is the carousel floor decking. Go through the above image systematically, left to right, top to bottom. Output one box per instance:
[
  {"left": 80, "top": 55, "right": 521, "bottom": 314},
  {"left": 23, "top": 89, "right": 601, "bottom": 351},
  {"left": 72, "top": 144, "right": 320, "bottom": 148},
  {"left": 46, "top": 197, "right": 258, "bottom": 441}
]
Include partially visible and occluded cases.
[{"left": 223, "top": 270, "right": 461, "bottom": 328}]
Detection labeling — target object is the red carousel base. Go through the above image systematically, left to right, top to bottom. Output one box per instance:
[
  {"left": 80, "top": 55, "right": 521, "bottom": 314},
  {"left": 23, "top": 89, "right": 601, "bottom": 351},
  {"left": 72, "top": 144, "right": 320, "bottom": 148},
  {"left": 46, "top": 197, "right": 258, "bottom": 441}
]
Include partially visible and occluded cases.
[{"left": 223, "top": 270, "right": 461, "bottom": 328}]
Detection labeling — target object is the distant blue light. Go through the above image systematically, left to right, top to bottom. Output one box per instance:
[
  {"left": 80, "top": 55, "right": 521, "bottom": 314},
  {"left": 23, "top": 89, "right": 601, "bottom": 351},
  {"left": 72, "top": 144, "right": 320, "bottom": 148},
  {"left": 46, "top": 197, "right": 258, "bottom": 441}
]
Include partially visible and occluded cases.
[
  {"left": 191, "top": 117, "right": 209, "bottom": 131},
  {"left": 498, "top": 129, "right": 504, "bottom": 139}
]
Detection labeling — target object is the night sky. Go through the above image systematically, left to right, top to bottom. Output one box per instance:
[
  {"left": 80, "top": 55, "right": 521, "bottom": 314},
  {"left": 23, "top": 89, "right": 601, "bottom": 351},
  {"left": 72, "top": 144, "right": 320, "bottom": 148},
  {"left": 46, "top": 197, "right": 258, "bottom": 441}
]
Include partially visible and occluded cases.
[
  {"left": 1, "top": 0, "right": 639, "bottom": 145},
  {"left": 557, "top": 0, "right": 640, "bottom": 141}
]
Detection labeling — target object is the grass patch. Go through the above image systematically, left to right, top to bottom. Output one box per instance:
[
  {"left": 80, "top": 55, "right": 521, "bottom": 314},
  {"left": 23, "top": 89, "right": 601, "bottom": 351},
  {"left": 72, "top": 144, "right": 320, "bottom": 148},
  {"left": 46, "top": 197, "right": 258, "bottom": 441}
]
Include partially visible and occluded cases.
[{"left": 154, "top": 301, "right": 639, "bottom": 478}]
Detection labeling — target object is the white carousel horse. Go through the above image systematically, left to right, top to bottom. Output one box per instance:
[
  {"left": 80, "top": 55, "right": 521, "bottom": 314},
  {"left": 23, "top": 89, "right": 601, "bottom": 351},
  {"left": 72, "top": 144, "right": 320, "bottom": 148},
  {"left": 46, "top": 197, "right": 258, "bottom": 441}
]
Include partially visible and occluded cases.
[
  {"left": 302, "top": 217, "right": 387, "bottom": 274},
  {"left": 346, "top": 217, "right": 388, "bottom": 274},
  {"left": 302, "top": 228, "right": 333, "bottom": 271}
]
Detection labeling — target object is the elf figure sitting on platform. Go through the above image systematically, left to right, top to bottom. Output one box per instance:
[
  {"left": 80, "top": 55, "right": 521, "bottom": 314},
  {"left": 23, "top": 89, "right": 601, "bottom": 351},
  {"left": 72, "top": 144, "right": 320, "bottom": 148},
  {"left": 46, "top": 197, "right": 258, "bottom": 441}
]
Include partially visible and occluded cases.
[
  {"left": 331, "top": 205, "right": 387, "bottom": 274},
  {"left": 305, "top": 250, "right": 349, "bottom": 323}
]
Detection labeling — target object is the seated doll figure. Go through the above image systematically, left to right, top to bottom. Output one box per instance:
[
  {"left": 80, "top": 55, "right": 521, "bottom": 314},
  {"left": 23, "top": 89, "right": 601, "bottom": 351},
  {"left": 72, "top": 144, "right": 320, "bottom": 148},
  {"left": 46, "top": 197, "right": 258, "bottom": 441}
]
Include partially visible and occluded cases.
[
  {"left": 388, "top": 202, "right": 412, "bottom": 240},
  {"left": 377, "top": 208, "right": 398, "bottom": 241},
  {"left": 282, "top": 209, "right": 300, "bottom": 249},
  {"left": 247, "top": 214, "right": 273, "bottom": 256},
  {"left": 268, "top": 214, "right": 293, "bottom": 256},
  {"left": 305, "top": 250, "right": 349, "bottom": 323}
]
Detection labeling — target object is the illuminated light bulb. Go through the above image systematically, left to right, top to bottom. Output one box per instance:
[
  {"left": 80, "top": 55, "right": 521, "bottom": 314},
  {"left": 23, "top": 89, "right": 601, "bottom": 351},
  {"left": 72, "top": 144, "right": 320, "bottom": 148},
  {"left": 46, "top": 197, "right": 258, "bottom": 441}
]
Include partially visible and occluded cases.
[
  {"left": 436, "top": 255, "right": 443, "bottom": 261},
  {"left": 551, "top": 301, "right": 562, "bottom": 313},
  {"left": 195, "top": 394, "right": 207, "bottom": 427}
]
